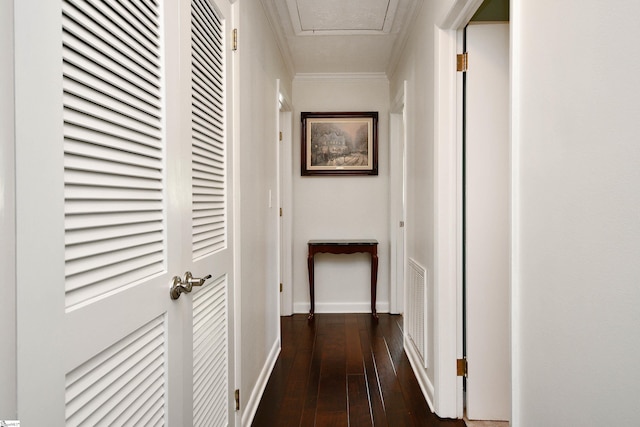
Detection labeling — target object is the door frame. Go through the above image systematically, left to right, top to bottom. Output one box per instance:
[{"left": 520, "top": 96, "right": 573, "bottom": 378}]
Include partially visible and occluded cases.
[
  {"left": 0, "top": 0, "right": 17, "bottom": 417},
  {"left": 433, "top": 0, "right": 484, "bottom": 418},
  {"left": 389, "top": 82, "right": 407, "bottom": 314},
  {"left": 277, "top": 86, "right": 293, "bottom": 317}
]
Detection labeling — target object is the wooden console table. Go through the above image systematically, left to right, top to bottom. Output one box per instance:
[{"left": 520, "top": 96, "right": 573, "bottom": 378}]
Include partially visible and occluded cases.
[{"left": 307, "top": 239, "right": 379, "bottom": 320}]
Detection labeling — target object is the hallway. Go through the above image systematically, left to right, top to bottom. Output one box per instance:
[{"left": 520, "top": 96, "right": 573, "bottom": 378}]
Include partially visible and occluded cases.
[{"left": 252, "top": 314, "right": 466, "bottom": 426}]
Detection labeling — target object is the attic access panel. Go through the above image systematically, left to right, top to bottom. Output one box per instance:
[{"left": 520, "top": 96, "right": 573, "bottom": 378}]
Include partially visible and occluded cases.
[{"left": 288, "top": 0, "right": 399, "bottom": 34}]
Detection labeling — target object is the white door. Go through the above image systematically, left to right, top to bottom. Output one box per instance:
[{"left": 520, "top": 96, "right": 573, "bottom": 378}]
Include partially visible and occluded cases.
[
  {"left": 15, "top": 0, "right": 235, "bottom": 425},
  {"left": 465, "top": 22, "right": 510, "bottom": 421},
  {"left": 390, "top": 107, "right": 406, "bottom": 314},
  {"left": 279, "top": 109, "right": 293, "bottom": 316}
]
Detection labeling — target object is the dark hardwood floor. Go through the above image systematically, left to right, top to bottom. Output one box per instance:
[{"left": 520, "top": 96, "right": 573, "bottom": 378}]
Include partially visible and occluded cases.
[{"left": 251, "top": 313, "right": 466, "bottom": 427}]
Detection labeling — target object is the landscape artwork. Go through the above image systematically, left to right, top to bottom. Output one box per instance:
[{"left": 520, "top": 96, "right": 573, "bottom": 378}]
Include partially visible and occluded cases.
[{"left": 301, "top": 112, "right": 378, "bottom": 176}]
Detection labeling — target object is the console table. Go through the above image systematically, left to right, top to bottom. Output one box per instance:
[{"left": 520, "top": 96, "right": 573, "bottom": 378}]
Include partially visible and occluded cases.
[{"left": 307, "top": 239, "right": 379, "bottom": 320}]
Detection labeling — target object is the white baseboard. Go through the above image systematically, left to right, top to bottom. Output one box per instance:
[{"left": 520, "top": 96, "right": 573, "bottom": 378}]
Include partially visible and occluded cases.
[
  {"left": 293, "top": 301, "right": 390, "bottom": 314},
  {"left": 404, "top": 334, "right": 435, "bottom": 413},
  {"left": 242, "top": 338, "right": 281, "bottom": 426}
]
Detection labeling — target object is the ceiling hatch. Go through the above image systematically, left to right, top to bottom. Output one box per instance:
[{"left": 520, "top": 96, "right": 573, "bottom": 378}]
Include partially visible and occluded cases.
[{"left": 287, "top": 0, "right": 400, "bottom": 35}]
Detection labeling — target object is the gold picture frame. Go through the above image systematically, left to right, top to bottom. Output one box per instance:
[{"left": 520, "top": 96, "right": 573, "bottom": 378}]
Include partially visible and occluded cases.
[{"left": 301, "top": 112, "right": 378, "bottom": 176}]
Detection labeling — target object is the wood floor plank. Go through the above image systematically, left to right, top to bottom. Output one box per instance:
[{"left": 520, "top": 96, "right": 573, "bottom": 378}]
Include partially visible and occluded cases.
[
  {"left": 346, "top": 315, "right": 365, "bottom": 375},
  {"left": 316, "top": 320, "right": 348, "bottom": 416},
  {"left": 277, "top": 328, "right": 316, "bottom": 423},
  {"left": 359, "top": 329, "right": 388, "bottom": 427},
  {"left": 372, "top": 335, "right": 415, "bottom": 426},
  {"left": 347, "top": 374, "right": 374, "bottom": 427},
  {"left": 315, "top": 411, "right": 349, "bottom": 427}
]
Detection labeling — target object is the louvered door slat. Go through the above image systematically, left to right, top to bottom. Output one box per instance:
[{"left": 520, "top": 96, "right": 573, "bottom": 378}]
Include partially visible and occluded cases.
[
  {"left": 64, "top": 123, "right": 162, "bottom": 158},
  {"left": 65, "top": 140, "right": 161, "bottom": 170},
  {"left": 65, "top": 154, "right": 162, "bottom": 181},
  {"left": 65, "top": 169, "right": 162, "bottom": 191},
  {"left": 65, "top": 184, "right": 162, "bottom": 201},
  {"left": 65, "top": 200, "right": 163, "bottom": 215},
  {"left": 65, "top": 211, "right": 163, "bottom": 231},
  {"left": 193, "top": 212, "right": 224, "bottom": 226},
  {"left": 65, "top": 221, "right": 162, "bottom": 244},
  {"left": 66, "top": 231, "right": 162, "bottom": 260}
]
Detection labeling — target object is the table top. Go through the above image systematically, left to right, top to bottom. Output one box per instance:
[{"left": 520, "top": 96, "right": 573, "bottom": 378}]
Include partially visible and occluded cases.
[{"left": 308, "top": 239, "right": 378, "bottom": 246}]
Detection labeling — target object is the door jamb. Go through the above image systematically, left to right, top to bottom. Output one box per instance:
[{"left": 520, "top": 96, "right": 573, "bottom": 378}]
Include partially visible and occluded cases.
[
  {"left": 434, "top": 0, "right": 484, "bottom": 418},
  {"left": 389, "top": 83, "right": 406, "bottom": 315},
  {"left": 277, "top": 89, "right": 293, "bottom": 317}
]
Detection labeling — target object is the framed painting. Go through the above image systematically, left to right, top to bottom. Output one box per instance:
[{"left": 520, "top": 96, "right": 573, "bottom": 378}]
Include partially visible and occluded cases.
[{"left": 301, "top": 111, "right": 378, "bottom": 176}]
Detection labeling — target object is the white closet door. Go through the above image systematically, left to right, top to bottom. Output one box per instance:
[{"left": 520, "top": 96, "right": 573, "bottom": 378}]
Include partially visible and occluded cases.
[
  {"left": 14, "top": 0, "right": 234, "bottom": 425},
  {"left": 186, "top": 0, "right": 235, "bottom": 425},
  {"left": 465, "top": 22, "right": 510, "bottom": 421}
]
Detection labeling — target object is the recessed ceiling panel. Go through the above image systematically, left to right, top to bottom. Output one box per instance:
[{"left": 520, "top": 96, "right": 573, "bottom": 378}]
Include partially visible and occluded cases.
[{"left": 291, "top": 0, "right": 396, "bottom": 33}]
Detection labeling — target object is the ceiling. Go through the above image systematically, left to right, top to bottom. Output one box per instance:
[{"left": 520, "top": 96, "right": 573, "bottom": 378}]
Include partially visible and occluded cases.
[{"left": 260, "top": 0, "right": 422, "bottom": 76}]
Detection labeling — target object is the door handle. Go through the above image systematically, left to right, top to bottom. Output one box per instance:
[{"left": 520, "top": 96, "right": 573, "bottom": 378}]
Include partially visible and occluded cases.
[{"left": 170, "top": 271, "right": 212, "bottom": 300}]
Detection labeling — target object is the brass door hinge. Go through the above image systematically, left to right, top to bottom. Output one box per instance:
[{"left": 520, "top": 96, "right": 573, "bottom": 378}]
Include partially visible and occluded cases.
[
  {"left": 232, "top": 28, "right": 238, "bottom": 51},
  {"left": 457, "top": 52, "right": 468, "bottom": 72},
  {"left": 279, "top": 131, "right": 283, "bottom": 141},
  {"left": 279, "top": 207, "right": 283, "bottom": 217},
  {"left": 280, "top": 283, "right": 283, "bottom": 292},
  {"left": 457, "top": 358, "right": 468, "bottom": 377},
  {"left": 235, "top": 389, "right": 240, "bottom": 411}
]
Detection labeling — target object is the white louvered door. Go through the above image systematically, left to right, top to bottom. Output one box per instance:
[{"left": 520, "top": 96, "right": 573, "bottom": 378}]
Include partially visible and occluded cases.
[
  {"left": 14, "top": 0, "right": 235, "bottom": 425},
  {"left": 185, "top": 0, "right": 235, "bottom": 425}
]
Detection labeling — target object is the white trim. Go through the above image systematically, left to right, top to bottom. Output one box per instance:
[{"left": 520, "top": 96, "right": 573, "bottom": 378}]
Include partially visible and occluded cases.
[
  {"left": 0, "top": 0, "right": 16, "bottom": 417},
  {"left": 258, "top": 0, "right": 296, "bottom": 77},
  {"left": 432, "top": 0, "right": 485, "bottom": 419},
  {"left": 438, "top": 0, "right": 485, "bottom": 29},
  {"left": 510, "top": 1, "right": 522, "bottom": 424},
  {"left": 231, "top": 3, "right": 243, "bottom": 426},
  {"left": 433, "top": 25, "right": 459, "bottom": 418},
  {"left": 454, "top": 27, "right": 466, "bottom": 420},
  {"left": 294, "top": 72, "right": 389, "bottom": 82},
  {"left": 275, "top": 79, "right": 283, "bottom": 322},
  {"left": 389, "top": 83, "right": 406, "bottom": 315},
  {"left": 279, "top": 109, "right": 293, "bottom": 317},
  {"left": 293, "top": 301, "right": 390, "bottom": 315},
  {"left": 405, "top": 334, "right": 435, "bottom": 412},
  {"left": 242, "top": 338, "right": 281, "bottom": 427}
]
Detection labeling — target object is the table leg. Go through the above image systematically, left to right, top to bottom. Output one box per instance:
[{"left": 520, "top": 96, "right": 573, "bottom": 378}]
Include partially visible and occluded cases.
[
  {"left": 371, "top": 251, "right": 378, "bottom": 319},
  {"left": 307, "top": 252, "right": 315, "bottom": 320}
]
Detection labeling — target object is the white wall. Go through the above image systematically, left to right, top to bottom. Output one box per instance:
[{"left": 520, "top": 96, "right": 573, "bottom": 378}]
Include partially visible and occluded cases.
[
  {"left": 0, "top": 0, "right": 17, "bottom": 419},
  {"left": 388, "top": 0, "right": 456, "bottom": 412},
  {"left": 237, "top": 1, "right": 293, "bottom": 422},
  {"left": 512, "top": 1, "right": 640, "bottom": 425},
  {"left": 291, "top": 75, "right": 390, "bottom": 315}
]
